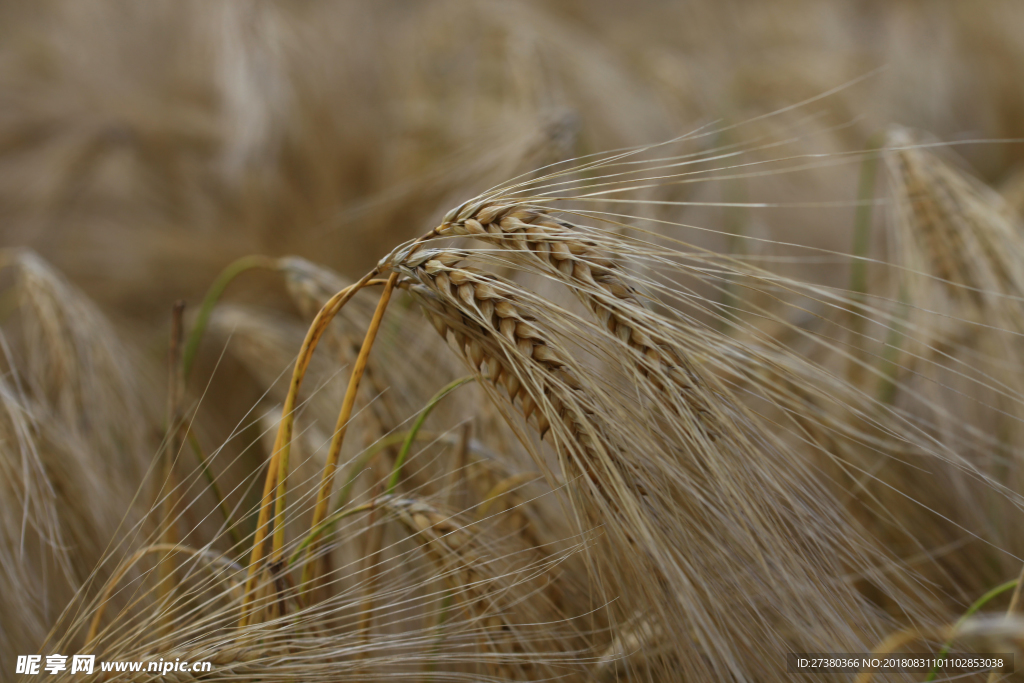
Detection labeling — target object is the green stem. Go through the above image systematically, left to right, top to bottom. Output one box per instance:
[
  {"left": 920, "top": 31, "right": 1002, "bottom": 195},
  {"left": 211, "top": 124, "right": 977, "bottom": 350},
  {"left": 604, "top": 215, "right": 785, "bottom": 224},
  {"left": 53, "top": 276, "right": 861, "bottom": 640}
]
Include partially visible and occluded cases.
[
  {"left": 846, "top": 133, "right": 882, "bottom": 386},
  {"left": 849, "top": 133, "right": 883, "bottom": 298},
  {"left": 715, "top": 138, "right": 748, "bottom": 335},
  {"left": 182, "top": 255, "right": 276, "bottom": 382},
  {"left": 877, "top": 294, "right": 909, "bottom": 405},
  {"left": 386, "top": 377, "right": 474, "bottom": 496},
  {"left": 187, "top": 430, "right": 241, "bottom": 547},
  {"left": 305, "top": 430, "right": 450, "bottom": 562},
  {"left": 334, "top": 431, "right": 442, "bottom": 514},
  {"left": 287, "top": 499, "right": 384, "bottom": 568},
  {"left": 924, "top": 579, "right": 1018, "bottom": 682}
]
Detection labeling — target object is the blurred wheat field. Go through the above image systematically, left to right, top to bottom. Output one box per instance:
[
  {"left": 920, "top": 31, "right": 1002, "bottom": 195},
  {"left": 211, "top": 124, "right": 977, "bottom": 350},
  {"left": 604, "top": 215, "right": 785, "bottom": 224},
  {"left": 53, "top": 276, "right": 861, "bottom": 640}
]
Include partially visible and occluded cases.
[{"left": 4, "top": 1, "right": 1024, "bottom": 682}]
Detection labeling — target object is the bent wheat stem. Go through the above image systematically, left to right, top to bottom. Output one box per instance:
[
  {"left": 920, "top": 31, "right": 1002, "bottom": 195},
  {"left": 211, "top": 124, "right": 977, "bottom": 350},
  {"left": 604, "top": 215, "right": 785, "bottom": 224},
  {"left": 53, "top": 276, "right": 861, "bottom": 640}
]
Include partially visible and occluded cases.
[
  {"left": 846, "top": 134, "right": 882, "bottom": 386},
  {"left": 239, "top": 270, "right": 379, "bottom": 627},
  {"left": 298, "top": 271, "right": 400, "bottom": 591},
  {"left": 333, "top": 431, "right": 444, "bottom": 514},
  {"left": 287, "top": 499, "right": 385, "bottom": 568}
]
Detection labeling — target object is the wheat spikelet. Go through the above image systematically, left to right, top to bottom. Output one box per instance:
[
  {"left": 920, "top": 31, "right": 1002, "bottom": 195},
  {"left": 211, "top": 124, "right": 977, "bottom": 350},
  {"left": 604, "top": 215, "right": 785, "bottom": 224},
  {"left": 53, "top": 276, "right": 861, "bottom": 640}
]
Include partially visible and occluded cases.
[
  {"left": 887, "top": 127, "right": 1024, "bottom": 324},
  {"left": 872, "top": 129, "right": 1024, "bottom": 588},
  {"left": 433, "top": 203, "right": 721, "bottom": 439},
  {"left": 395, "top": 250, "right": 616, "bottom": 487},
  {"left": 377, "top": 495, "right": 574, "bottom": 680}
]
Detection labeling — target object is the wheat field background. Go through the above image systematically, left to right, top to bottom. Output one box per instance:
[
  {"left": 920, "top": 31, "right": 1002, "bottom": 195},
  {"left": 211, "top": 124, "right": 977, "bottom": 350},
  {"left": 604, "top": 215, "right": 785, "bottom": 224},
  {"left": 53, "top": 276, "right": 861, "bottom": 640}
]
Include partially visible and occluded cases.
[{"left": 3, "top": 1, "right": 1024, "bottom": 682}]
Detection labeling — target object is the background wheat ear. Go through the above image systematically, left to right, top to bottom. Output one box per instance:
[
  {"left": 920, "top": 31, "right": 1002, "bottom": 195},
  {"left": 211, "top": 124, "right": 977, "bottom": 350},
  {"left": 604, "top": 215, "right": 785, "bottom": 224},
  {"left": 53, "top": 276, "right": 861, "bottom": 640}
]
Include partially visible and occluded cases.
[
  {"left": 853, "top": 128, "right": 1024, "bottom": 594},
  {"left": 0, "top": 251, "right": 157, "bottom": 677}
]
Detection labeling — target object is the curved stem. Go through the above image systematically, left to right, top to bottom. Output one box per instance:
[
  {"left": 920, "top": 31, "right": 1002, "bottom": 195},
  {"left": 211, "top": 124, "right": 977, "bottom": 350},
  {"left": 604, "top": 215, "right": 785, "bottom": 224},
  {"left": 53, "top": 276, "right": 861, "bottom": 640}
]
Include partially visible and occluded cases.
[
  {"left": 846, "top": 133, "right": 882, "bottom": 386},
  {"left": 182, "top": 255, "right": 276, "bottom": 382},
  {"left": 239, "top": 270, "right": 379, "bottom": 627},
  {"left": 298, "top": 272, "right": 400, "bottom": 590},
  {"left": 387, "top": 376, "right": 474, "bottom": 496},
  {"left": 334, "top": 431, "right": 447, "bottom": 515},
  {"left": 287, "top": 499, "right": 385, "bottom": 568},
  {"left": 924, "top": 579, "right": 1017, "bottom": 682}
]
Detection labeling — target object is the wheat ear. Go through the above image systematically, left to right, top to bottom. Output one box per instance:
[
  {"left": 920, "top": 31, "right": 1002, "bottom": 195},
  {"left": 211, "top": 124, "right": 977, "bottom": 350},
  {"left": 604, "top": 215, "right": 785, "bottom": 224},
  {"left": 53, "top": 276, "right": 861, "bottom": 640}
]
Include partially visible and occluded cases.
[
  {"left": 434, "top": 203, "right": 720, "bottom": 438},
  {"left": 392, "top": 249, "right": 625, "bottom": 497}
]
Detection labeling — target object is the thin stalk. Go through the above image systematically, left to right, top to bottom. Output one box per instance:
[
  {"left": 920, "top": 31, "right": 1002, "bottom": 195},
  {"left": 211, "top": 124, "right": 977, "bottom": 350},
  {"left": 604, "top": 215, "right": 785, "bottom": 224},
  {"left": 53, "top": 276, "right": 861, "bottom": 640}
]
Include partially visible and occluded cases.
[
  {"left": 846, "top": 134, "right": 882, "bottom": 386},
  {"left": 849, "top": 135, "right": 883, "bottom": 297},
  {"left": 718, "top": 178, "right": 748, "bottom": 334},
  {"left": 242, "top": 229, "right": 434, "bottom": 623},
  {"left": 182, "top": 255, "right": 276, "bottom": 382},
  {"left": 239, "top": 270, "right": 379, "bottom": 627},
  {"left": 298, "top": 272, "right": 401, "bottom": 590},
  {"left": 877, "top": 296, "right": 909, "bottom": 405},
  {"left": 157, "top": 301, "right": 186, "bottom": 640},
  {"left": 386, "top": 376, "right": 474, "bottom": 496},
  {"left": 445, "top": 423, "right": 471, "bottom": 510},
  {"left": 187, "top": 429, "right": 241, "bottom": 548},
  {"left": 301, "top": 430, "right": 448, "bottom": 565},
  {"left": 334, "top": 431, "right": 444, "bottom": 514},
  {"left": 357, "top": 487, "right": 386, "bottom": 662},
  {"left": 287, "top": 499, "right": 385, "bottom": 568},
  {"left": 925, "top": 579, "right": 1018, "bottom": 682}
]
